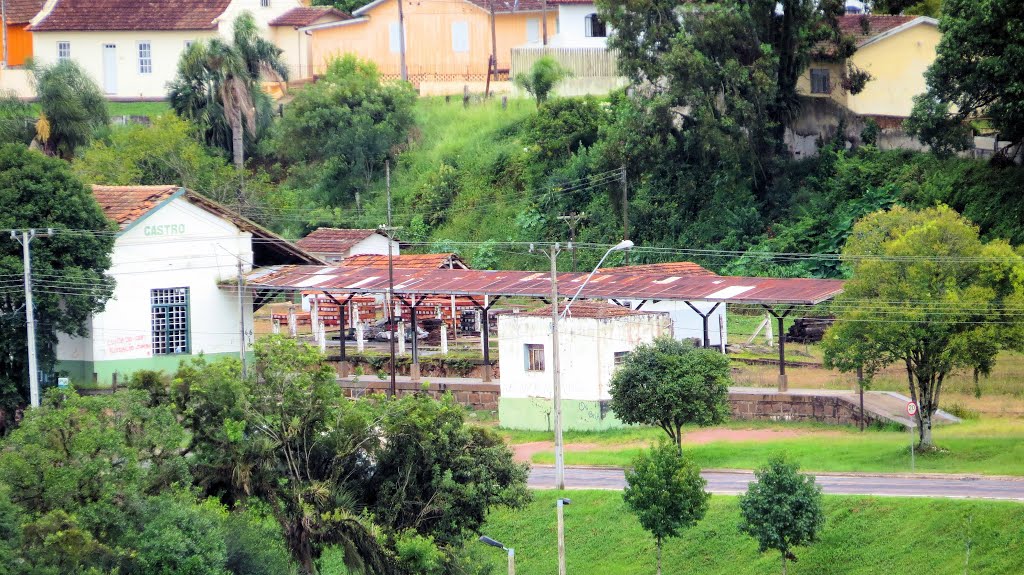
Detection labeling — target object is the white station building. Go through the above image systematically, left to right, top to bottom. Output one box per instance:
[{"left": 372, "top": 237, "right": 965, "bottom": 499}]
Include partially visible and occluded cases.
[
  {"left": 56, "top": 185, "right": 320, "bottom": 385},
  {"left": 497, "top": 301, "right": 671, "bottom": 431}
]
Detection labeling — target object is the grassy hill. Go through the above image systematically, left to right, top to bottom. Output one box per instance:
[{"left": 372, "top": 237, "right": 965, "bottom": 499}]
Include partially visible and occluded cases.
[{"left": 468, "top": 491, "right": 1024, "bottom": 575}]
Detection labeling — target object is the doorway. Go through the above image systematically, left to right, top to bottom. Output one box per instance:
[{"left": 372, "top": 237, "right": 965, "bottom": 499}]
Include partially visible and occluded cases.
[{"left": 102, "top": 44, "right": 117, "bottom": 94}]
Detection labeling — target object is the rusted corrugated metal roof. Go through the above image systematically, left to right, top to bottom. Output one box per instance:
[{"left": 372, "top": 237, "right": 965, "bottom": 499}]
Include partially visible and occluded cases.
[
  {"left": 341, "top": 253, "right": 468, "bottom": 270},
  {"left": 597, "top": 261, "right": 715, "bottom": 277},
  {"left": 246, "top": 264, "right": 843, "bottom": 305},
  {"left": 520, "top": 301, "right": 665, "bottom": 319}
]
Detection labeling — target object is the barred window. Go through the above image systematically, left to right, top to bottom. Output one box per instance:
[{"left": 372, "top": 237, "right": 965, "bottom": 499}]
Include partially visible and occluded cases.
[
  {"left": 260, "top": 0, "right": 271, "bottom": 7},
  {"left": 584, "top": 14, "right": 606, "bottom": 38},
  {"left": 57, "top": 41, "right": 70, "bottom": 61},
  {"left": 138, "top": 41, "right": 152, "bottom": 74},
  {"left": 810, "top": 68, "right": 831, "bottom": 94},
  {"left": 152, "top": 288, "right": 189, "bottom": 355},
  {"left": 524, "top": 344, "right": 545, "bottom": 372},
  {"left": 614, "top": 351, "right": 630, "bottom": 366}
]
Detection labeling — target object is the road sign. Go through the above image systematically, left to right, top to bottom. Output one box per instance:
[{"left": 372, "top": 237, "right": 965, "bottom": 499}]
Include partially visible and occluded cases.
[{"left": 907, "top": 401, "right": 918, "bottom": 417}]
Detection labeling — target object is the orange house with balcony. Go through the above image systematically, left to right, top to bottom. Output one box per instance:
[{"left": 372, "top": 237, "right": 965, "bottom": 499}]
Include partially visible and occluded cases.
[
  {"left": 4, "top": 0, "right": 44, "bottom": 66},
  {"left": 307, "top": 0, "right": 557, "bottom": 83}
]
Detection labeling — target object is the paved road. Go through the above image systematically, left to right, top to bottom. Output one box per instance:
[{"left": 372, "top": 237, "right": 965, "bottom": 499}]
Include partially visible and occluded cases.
[{"left": 528, "top": 466, "right": 1024, "bottom": 501}]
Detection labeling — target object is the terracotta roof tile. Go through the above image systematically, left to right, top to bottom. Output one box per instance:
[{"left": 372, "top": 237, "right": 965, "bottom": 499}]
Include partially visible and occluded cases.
[
  {"left": 6, "top": 0, "right": 44, "bottom": 23},
  {"left": 30, "top": 0, "right": 232, "bottom": 31},
  {"left": 464, "top": 0, "right": 548, "bottom": 13},
  {"left": 269, "top": 6, "right": 350, "bottom": 26},
  {"left": 837, "top": 14, "right": 918, "bottom": 46},
  {"left": 91, "top": 185, "right": 181, "bottom": 229},
  {"left": 295, "top": 228, "right": 384, "bottom": 254},
  {"left": 341, "top": 253, "right": 469, "bottom": 270},
  {"left": 598, "top": 262, "right": 716, "bottom": 277},
  {"left": 521, "top": 301, "right": 664, "bottom": 319}
]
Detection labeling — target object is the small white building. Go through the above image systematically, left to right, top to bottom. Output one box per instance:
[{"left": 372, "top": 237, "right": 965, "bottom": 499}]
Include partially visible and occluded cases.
[
  {"left": 27, "top": 0, "right": 307, "bottom": 99},
  {"left": 548, "top": 0, "right": 609, "bottom": 48},
  {"left": 268, "top": 6, "right": 351, "bottom": 79},
  {"left": 56, "top": 185, "right": 320, "bottom": 386},
  {"left": 295, "top": 228, "right": 400, "bottom": 264},
  {"left": 498, "top": 301, "right": 671, "bottom": 431}
]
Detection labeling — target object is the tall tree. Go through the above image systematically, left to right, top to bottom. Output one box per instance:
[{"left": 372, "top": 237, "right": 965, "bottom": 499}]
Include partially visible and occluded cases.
[
  {"left": 906, "top": 0, "right": 1024, "bottom": 157},
  {"left": 168, "top": 12, "right": 287, "bottom": 170},
  {"left": 30, "top": 60, "right": 109, "bottom": 159},
  {"left": 0, "top": 145, "right": 114, "bottom": 411},
  {"left": 821, "top": 205, "right": 1024, "bottom": 448},
  {"left": 609, "top": 337, "right": 731, "bottom": 452},
  {"left": 623, "top": 442, "right": 710, "bottom": 575},
  {"left": 738, "top": 457, "right": 824, "bottom": 575}
]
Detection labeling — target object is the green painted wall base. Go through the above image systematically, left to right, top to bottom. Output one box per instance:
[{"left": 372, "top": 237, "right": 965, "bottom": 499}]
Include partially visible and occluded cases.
[
  {"left": 57, "top": 352, "right": 240, "bottom": 387},
  {"left": 499, "top": 397, "right": 626, "bottom": 431}
]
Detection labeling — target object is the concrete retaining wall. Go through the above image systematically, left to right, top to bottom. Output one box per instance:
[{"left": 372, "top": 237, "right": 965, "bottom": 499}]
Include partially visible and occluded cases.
[
  {"left": 338, "top": 379, "right": 500, "bottom": 411},
  {"left": 729, "top": 391, "right": 878, "bottom": 427}
]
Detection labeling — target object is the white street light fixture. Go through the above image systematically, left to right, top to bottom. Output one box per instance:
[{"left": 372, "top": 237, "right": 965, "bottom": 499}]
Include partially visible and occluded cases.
[{"left": 478, "top": 536, "right": 515, "bottom": 575}]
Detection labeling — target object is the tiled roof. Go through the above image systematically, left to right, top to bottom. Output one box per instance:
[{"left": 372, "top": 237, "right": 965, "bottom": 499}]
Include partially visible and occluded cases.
[
  {"left": 6, "top": 0, "right": 45, "bottom": 23},
  {"left": 30, "top": 0, "right": 232, "bottom": 31},
  {"left": 464, "top": 0, "right": 548, "bottom": 13},
  {"left": 269, "top": 6, "right": 350, "bottom": 27},
  {"left": 837, "top": 14, "right": 918, "bottom": 46},
  {"left": 92, "top": 185, "right": 181, "bottom": 229},
  {"left": 295, "top": 228, "right": 384, "bottom": 254},
  {"left": 341, "top": 253, "right": 469, "bottom": 270},
  {"left": 599, "top": 262, "right": 716, "bottom": 277},
  {"left": 521, "top": 301, "right": 664, "bottom": 319}
]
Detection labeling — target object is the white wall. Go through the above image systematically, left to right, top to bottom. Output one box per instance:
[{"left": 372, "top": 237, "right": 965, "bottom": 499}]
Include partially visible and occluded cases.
[
  {"left": 217, "top": 0, "right": 303, "bottom": 36},
  {"left": 549, "top": 4, "right": 608, "bottom": 48},
  {"left": 32, "top": 30, "right": 217, "bottom": 98},
  {"left": 57, "top": 196, "right": 254, "bottom": 364},
  {"left": 347, "top": 234, "right": 399, "bottom": 258},
  {"left": 624, "top": 300, "right": 728, "bottom": 347},
  {"left": 498, "top": 312, "right": 669, "bottom": 402}
]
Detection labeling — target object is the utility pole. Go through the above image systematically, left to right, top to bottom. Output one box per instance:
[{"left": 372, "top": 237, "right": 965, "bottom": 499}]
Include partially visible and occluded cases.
[
  {"left": 2, "top": 0, "right": 8, "bottom": 69},
  {"left": 396, "top": 0, "right": 408, "bottom": 81},
  {"left": 488, "top": 0, "right": 498, "bottom": 91},
  {"left": 541, "top": 0, "right": 548, "bottom": 45},
  {"left": 384, "top": 160, "right": 398, "bottom": 397},
  {"left": 620, "top": 166, "right": 629, "bottom": 264},
  {"left": 557, "top": 212, "right": 585, "bottom": 272},
  {"left": 12, "top": 229, "right": 51, "bottom": 408},
  {"left": 540, "top": 242, "right": 565, "bottom": 490},
  {"left": 238, "top": 259, "right": 247, "bottom": 379}
]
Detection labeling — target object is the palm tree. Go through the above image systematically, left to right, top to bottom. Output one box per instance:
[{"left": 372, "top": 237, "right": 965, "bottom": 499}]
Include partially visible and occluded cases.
[
  {"left": 168, "top": 12, "right": 287, "bottom": 169},
  {"left": 31, "top": 60, "right": 109, "bottom": 159}
]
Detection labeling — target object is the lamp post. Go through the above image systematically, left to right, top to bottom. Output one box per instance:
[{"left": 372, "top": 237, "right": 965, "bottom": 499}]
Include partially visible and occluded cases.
[
  {"left": 544, "top": 239, "right": 633, "bottom": 489},
  {"left": 556, "top": 497, "right": 572, "bottom": 575},
  {"left": 478, "top": 536, "right": 515, "bottom": 575}
]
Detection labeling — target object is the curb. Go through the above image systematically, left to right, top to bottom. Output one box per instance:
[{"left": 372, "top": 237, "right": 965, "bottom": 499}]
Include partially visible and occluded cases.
[{"left": 530, "top": 464, "right": 1024, "bottom": 482}]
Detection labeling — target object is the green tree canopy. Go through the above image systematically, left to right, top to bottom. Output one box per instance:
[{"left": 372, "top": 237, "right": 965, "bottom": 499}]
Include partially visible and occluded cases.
[
  {"left": 907, "top": 0, "right": 1024, "bottom": 157},
  {"left": 275, "top": 55, "right": 415, "bottom": 209},
  {"left": 514, "top": 56, "right": 573, "bottom": 104},
  {"left": 31, "top": 60, "right": 109, "bottom": 159},
  {"left": 0, "top": 145, "right": 114, "bottom": 410},
  {"left": 821, "top": 205, "right": 1024, "bottom": 448},
  {"left": 609, "top": 337, "right": 731, "bottom": 451},
  {"left": 623, "top": 441, "right": 710, "bottom": 575},
  {"left": 738, "top": 456, "right": 824, "bottom": 575}
]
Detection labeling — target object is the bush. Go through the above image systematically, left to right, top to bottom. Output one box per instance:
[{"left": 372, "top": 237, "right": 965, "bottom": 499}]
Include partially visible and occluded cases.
[{"left": 514, "top": 56, "right": 572, "bottom": 104}]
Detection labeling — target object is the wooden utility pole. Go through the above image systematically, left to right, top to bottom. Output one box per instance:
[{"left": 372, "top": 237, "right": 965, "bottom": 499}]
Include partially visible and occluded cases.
[
  {"left": 2, "top": 0, "right": 8, "bottom": 68},
  {"left": 396, "top": 0, "right": 408, "bottom": 81},
  {"left": 488, "top": 0, "right": 498, "bottom": 92},
  {"left": 541, "top": 0, "right": 548, "bottom": 45},
  {"left": 384, "top": 160, "right": 398, "bottom": 396},
  {"left": 620, "top": 166, "right": 629, "bottom": 264},
  {"left": 557, "top": 212, "right": 585, "bottom": 272},
  {"left": 238, "top": 259, "right": 247, "bottom": 379}
]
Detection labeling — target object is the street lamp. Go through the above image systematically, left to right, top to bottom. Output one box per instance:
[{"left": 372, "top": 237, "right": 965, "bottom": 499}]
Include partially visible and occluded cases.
[
  {"left": 550, "top": 239, "right": 633, "bottom": 489},
  {"left": 556, "top": 498, "right": 572, "bottom": 575},
  {"left": 478, "top": 536, "right": 515, "bottom": 575}
]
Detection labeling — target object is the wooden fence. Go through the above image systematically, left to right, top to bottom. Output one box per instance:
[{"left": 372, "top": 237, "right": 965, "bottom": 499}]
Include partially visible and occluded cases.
[{"left": 510, "top": 47, "right": 621, "bottom": 79}]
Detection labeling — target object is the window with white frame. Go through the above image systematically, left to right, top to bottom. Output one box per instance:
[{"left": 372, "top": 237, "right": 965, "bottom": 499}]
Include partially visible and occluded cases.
[
  {"left": 260, "top": 0, "right": 271, "bottom": 7},
  {"left": 584, "top": 13, "right": 606, "bottom": 37},
  {"left": 526, "top": 18, "right": 539, "bottom": 43},
  {"left": 389, "top": 21, "right": 402, "bottom": 53},
  {"left": 451, "top": 21, "right": 469, "bottom": 53},
  {"left": 57, "top": 41, "right": 70, "bottom": 61},
  {"left": 138, "top": 41, "right": 153, "bottom": 74},
  {"left": 810, "top": 68, "right": 831, "bottom": 94},
  {"left": 151, "top": 287, "right": 190, "bottom": 355},
  {"left": 524, "top": 344, "right": 545, "bottom": 372},
  {"left": 614, "top": 351, "right": 630, "bottom": 366}
]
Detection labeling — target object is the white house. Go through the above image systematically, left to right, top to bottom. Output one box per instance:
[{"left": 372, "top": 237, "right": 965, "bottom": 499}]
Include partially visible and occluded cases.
[
  {"left": 27, "top": 0, "right": 307, "bottom": 99},
  {"left": 547, "top": 0, "right": 609, "bottom": 48},
  {"left": 268, "top": 6, "right": 351, "bottom": 79},
  {"left": 56, "top": 185, "right": 321, "bottom": 386},
  {"left": 295, "top": 228, "right": 400, "bottom": 264},
  {"left": 497, "top": 301, "right": 671, "bottom": 431}
]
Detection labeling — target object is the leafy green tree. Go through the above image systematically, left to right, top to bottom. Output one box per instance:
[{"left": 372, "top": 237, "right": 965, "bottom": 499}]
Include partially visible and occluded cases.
[
  {"left": 311, "top": 0, "right": 361, "bottom": 14},
  {"left": 871, "top": 0, "right": 940, "bottom": 16},
  {"left": 907, "top": 0, "right": 1023, "bottom": 157},
  {"left": 168, "top": 12, "right": 287, "bottom": 169},
  {"left": 275, "top": 55, "right": 415, "bottom": 208},
  {"left": 514, "top": 56, "right": 572, "bottom": 104},
  {"left": 31, "top": 60, "right": 109, "bottom": 159},
  {"left": 0, "top": 92, "right": 36, "bottom": 147},
  {"left": 526, "top": 97, "right": 603, "bottom": 160},
  {"left": 0, "top": 145, "right": 114, "bottom": 410},
  {"left": 822, "top": 205, "right": 1024, "bottom": 448},
  {"left": 609, "top": 337, "right": 731, "bottom": 451},
  {"left": 623, "top": 442, "right": 710, "bottom": 575},
  {"left": 738, "top": 457, "right": 824, "bottom": 575}
]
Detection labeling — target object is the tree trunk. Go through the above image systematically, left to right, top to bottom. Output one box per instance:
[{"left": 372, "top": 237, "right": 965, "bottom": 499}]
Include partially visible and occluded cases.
[
  {"left": 231, "top": 112, "right": 244, "bottom": 170},
  {"left": 920, "top": 410, "right": 934, "bottom": 447},
  {"left": 656, "top": 537, "right": 662, "bottom": 575},
  {"left": 781, "top": 553, "right": 787, "bottom": 575}
]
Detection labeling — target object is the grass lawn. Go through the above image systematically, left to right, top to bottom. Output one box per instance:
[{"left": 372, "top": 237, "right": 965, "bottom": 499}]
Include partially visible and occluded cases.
[
  {"left": 107, "top": 101, "right": 171, "bottom": 117},
  {"left": 511, "top": 419, "right": 1024, "bottom": 475},
  {"left": 469, "top": 491, "right": 1024, "bottom": 575}
]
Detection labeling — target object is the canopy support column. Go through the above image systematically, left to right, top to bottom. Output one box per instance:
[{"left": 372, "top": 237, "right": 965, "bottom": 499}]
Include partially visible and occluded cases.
[
  {"left": 323, "top": 292, "right": 354, "bottom": 363},
  {"left": 397, "top": 295, "right": 428, "bottom": 381},
  {"left": 472, "top": 295, "right": 502, "bottom": 382},
  {"left": 684, "top": 301, "right": 721, "bottom": 349},
  {"left": 762, "top": 305, "right": 794, "bottom": 392}
]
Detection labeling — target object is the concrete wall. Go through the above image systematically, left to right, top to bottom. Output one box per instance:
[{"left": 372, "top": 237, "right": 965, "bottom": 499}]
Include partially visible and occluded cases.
[
  {"left": 549, "top": 4, "right": 609, "bottom": 48},
  {"left": 56, "top": 196, "right": 254, "bottom": 385},
  {"left": 339, "top": 379, "right": 500, "bottom": 411},
  {"left": 729, "top": 391, "right": 878, "bottom": 427}
]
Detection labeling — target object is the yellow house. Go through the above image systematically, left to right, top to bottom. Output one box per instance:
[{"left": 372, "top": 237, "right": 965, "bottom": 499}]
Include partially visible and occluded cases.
[
  {"left": 307, "top": 0, "right": 557, "bottom": 84},
  {"left": 798, "top": 15, "right": 940, "bottom": 118}
]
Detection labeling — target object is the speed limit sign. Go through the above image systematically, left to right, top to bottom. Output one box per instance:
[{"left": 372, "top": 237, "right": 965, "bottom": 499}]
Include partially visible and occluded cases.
[{"left": 906, "top": 401, "right": 918, "bottom": 417}]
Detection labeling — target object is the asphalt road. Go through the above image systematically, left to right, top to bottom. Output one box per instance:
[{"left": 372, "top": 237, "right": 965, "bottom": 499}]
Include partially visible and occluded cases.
[{"left": 528, "top": 466, "right": 1024, "bottom": 501}]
